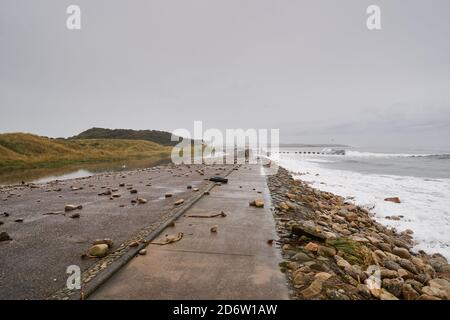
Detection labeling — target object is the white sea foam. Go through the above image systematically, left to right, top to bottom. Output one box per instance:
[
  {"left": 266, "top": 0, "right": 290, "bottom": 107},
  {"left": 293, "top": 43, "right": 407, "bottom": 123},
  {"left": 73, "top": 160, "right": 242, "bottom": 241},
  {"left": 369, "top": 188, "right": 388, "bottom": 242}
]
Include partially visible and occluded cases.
[
  {"left": 345, "top": 150, "right": 449, "bottom": 158},
  {"left": 271, "top": 154, "right": 450, "bottom": 260}
]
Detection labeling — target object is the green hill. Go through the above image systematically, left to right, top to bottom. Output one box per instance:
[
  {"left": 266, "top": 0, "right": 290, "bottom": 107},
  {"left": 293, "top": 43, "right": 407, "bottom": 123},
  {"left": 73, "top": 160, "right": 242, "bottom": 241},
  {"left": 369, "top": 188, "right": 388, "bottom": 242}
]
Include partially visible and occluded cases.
[
  {"left": 70, "top": 127, "right": 186, "bottom": 146},
  {"left": 0, "top": 133, "right": 171, "bottom": 173}
]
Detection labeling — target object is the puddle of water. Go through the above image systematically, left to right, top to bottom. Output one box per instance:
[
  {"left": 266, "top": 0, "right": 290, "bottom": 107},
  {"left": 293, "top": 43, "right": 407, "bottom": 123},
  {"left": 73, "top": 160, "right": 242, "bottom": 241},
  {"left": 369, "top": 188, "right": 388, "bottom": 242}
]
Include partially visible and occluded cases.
[
  {"left": 0, "top": 158, "right": 170, "bottom": 186},
  {"left": 32, "top": 169, "right": 94, "bottom": 184}
]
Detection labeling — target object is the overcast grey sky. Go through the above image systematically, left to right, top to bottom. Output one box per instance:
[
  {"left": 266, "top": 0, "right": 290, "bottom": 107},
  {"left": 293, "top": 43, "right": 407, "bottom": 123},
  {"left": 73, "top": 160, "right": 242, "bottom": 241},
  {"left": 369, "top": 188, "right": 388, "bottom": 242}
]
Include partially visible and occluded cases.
[{"left": 1, "top": 0, "right": 450, "bottom": 148}]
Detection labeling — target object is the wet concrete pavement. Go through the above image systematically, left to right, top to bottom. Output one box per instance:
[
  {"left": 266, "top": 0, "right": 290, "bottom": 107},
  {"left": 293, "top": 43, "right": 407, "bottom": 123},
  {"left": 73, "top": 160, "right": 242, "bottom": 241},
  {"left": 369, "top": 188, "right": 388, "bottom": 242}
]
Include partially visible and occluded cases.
[
  {"left": 0, "top": 164, "right": 229, "bottom": 299},
  {"left": 90, "top": 164, "right": 290, "bottom": 300}
]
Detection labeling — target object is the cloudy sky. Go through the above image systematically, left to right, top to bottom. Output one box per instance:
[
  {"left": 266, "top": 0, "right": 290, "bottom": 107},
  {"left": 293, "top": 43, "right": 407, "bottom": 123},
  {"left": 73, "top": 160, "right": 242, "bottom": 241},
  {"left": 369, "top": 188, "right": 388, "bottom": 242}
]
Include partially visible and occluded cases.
[{"left": 1, "top": 0, "right": 450, "bottom": 149}]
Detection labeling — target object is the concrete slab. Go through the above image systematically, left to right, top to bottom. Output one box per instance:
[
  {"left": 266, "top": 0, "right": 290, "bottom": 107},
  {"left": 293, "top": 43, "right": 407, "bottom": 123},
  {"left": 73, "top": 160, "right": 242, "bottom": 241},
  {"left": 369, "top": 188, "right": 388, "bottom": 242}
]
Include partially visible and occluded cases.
[{"left": 90, "top": 165, "right": 290, "bottom": 300}]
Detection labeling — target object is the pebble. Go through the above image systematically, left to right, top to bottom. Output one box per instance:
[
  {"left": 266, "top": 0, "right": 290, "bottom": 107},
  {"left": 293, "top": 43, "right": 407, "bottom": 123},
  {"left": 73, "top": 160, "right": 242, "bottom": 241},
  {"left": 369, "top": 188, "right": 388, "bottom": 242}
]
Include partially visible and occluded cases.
[
  {"left": 174, "top": 199, "right": 185, "bottom": 206},
  {"left": 64, "top": 204, "right": 82, "bottom": 212},
  {"left": 87, "top": 244, "right": 109, "bottom": 258}
]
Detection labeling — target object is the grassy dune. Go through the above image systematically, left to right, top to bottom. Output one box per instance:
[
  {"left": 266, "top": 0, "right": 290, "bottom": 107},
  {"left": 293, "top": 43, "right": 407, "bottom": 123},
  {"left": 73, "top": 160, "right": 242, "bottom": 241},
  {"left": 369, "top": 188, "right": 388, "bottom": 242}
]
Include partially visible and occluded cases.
[{"left": 0, "top": 133, "right": 172, "bottom": 173}]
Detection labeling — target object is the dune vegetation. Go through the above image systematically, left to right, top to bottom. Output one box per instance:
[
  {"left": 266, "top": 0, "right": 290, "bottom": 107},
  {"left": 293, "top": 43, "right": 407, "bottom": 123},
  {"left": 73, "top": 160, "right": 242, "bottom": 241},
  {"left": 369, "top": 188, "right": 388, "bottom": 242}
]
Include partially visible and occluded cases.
[{"left": 0, "top": 133, "right": 172, "bottom": 174}]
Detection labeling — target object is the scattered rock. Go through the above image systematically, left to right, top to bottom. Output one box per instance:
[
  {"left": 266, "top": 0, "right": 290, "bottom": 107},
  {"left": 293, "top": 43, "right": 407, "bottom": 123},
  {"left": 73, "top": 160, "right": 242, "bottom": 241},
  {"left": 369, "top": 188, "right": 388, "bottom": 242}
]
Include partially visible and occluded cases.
[
  {"left": 130, "top": 189, "right": 138, "bottom": 194},
  {"left": 165, "top": 193, "right": 173, "bottom": 198},
  {"left": 384, "top": 197, "right": 401, "bottom": 204},
  {"left": 137, "top": 198, "right": 147, "bottom": 204},
  {"left": 174, "top": 199, "right": 185, "bottom": 206},
  {"left": 249, "top": 199, "right": 264, "bottom": 208},
  {"left": 64, "top": 204, "right": 82, "bottom": 212},
  {"left": 70, "top": 213, "right": 80, "bottom": 219},
  {"left": 14, "top": 219, "right": 24, "bottom": 223},
  {"left": 210, "top": 225, "right": 218, "bottom": 233},
  {"left": 0, "top": 232, "right": 12, "bottom": 242},
  {"left": 93, "top": 238, "right": 113, "bottom": 248},
  {"left": 129, "top": 241, "right": 139, "bottom": 247},
  {"left": 87, "top": 244, "right": 109, "bottom": 258},
  {"left": 138, "top": 249, "right": 147, "bottom": 255}
]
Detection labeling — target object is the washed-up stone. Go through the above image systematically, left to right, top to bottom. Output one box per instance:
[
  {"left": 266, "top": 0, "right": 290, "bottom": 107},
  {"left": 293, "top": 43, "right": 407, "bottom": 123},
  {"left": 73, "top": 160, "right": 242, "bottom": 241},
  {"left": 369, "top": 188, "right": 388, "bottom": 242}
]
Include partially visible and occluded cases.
[
  {"left": 130, "top": 189, "right": 138, "bottom": 194},
  {"left": 98, "top": 190, "right": 111, "bottom": 196},
  {"left": 165, "top": 193, "right": 173, "bottom": 198},
  {"left": 137, "top": 198, "right": 147, "bottom": 204},
  {"left": 174, "top": 199, "right": 185, "bottom": 206},
  {"left": 249, "top": 199, "right": 264, "bottom": 208},
  {"left": 64, "top": 204, "right": 82, "bottom": 212},
  {"left": 70, "top": 213, "right": 80, "bottom": 219},
  {"left": 0, "top": 232, "right": 12, "bottom": 242},
  {"left": 93, "top": 238, "right": 113, "bottom": 248},
  {"left": 129, "top": 241, "right": 139, "bottom": 247},
  {"left": 87, "top": 244, "right": 109, "bottom": 258}
]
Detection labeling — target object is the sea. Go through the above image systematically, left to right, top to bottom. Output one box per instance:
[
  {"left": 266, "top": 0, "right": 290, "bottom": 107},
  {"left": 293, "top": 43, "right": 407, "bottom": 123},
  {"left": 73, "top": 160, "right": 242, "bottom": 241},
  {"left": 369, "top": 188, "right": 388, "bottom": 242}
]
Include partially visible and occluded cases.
[{"left": 270, "top": 145, "right": 450, "bottom": 260}]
